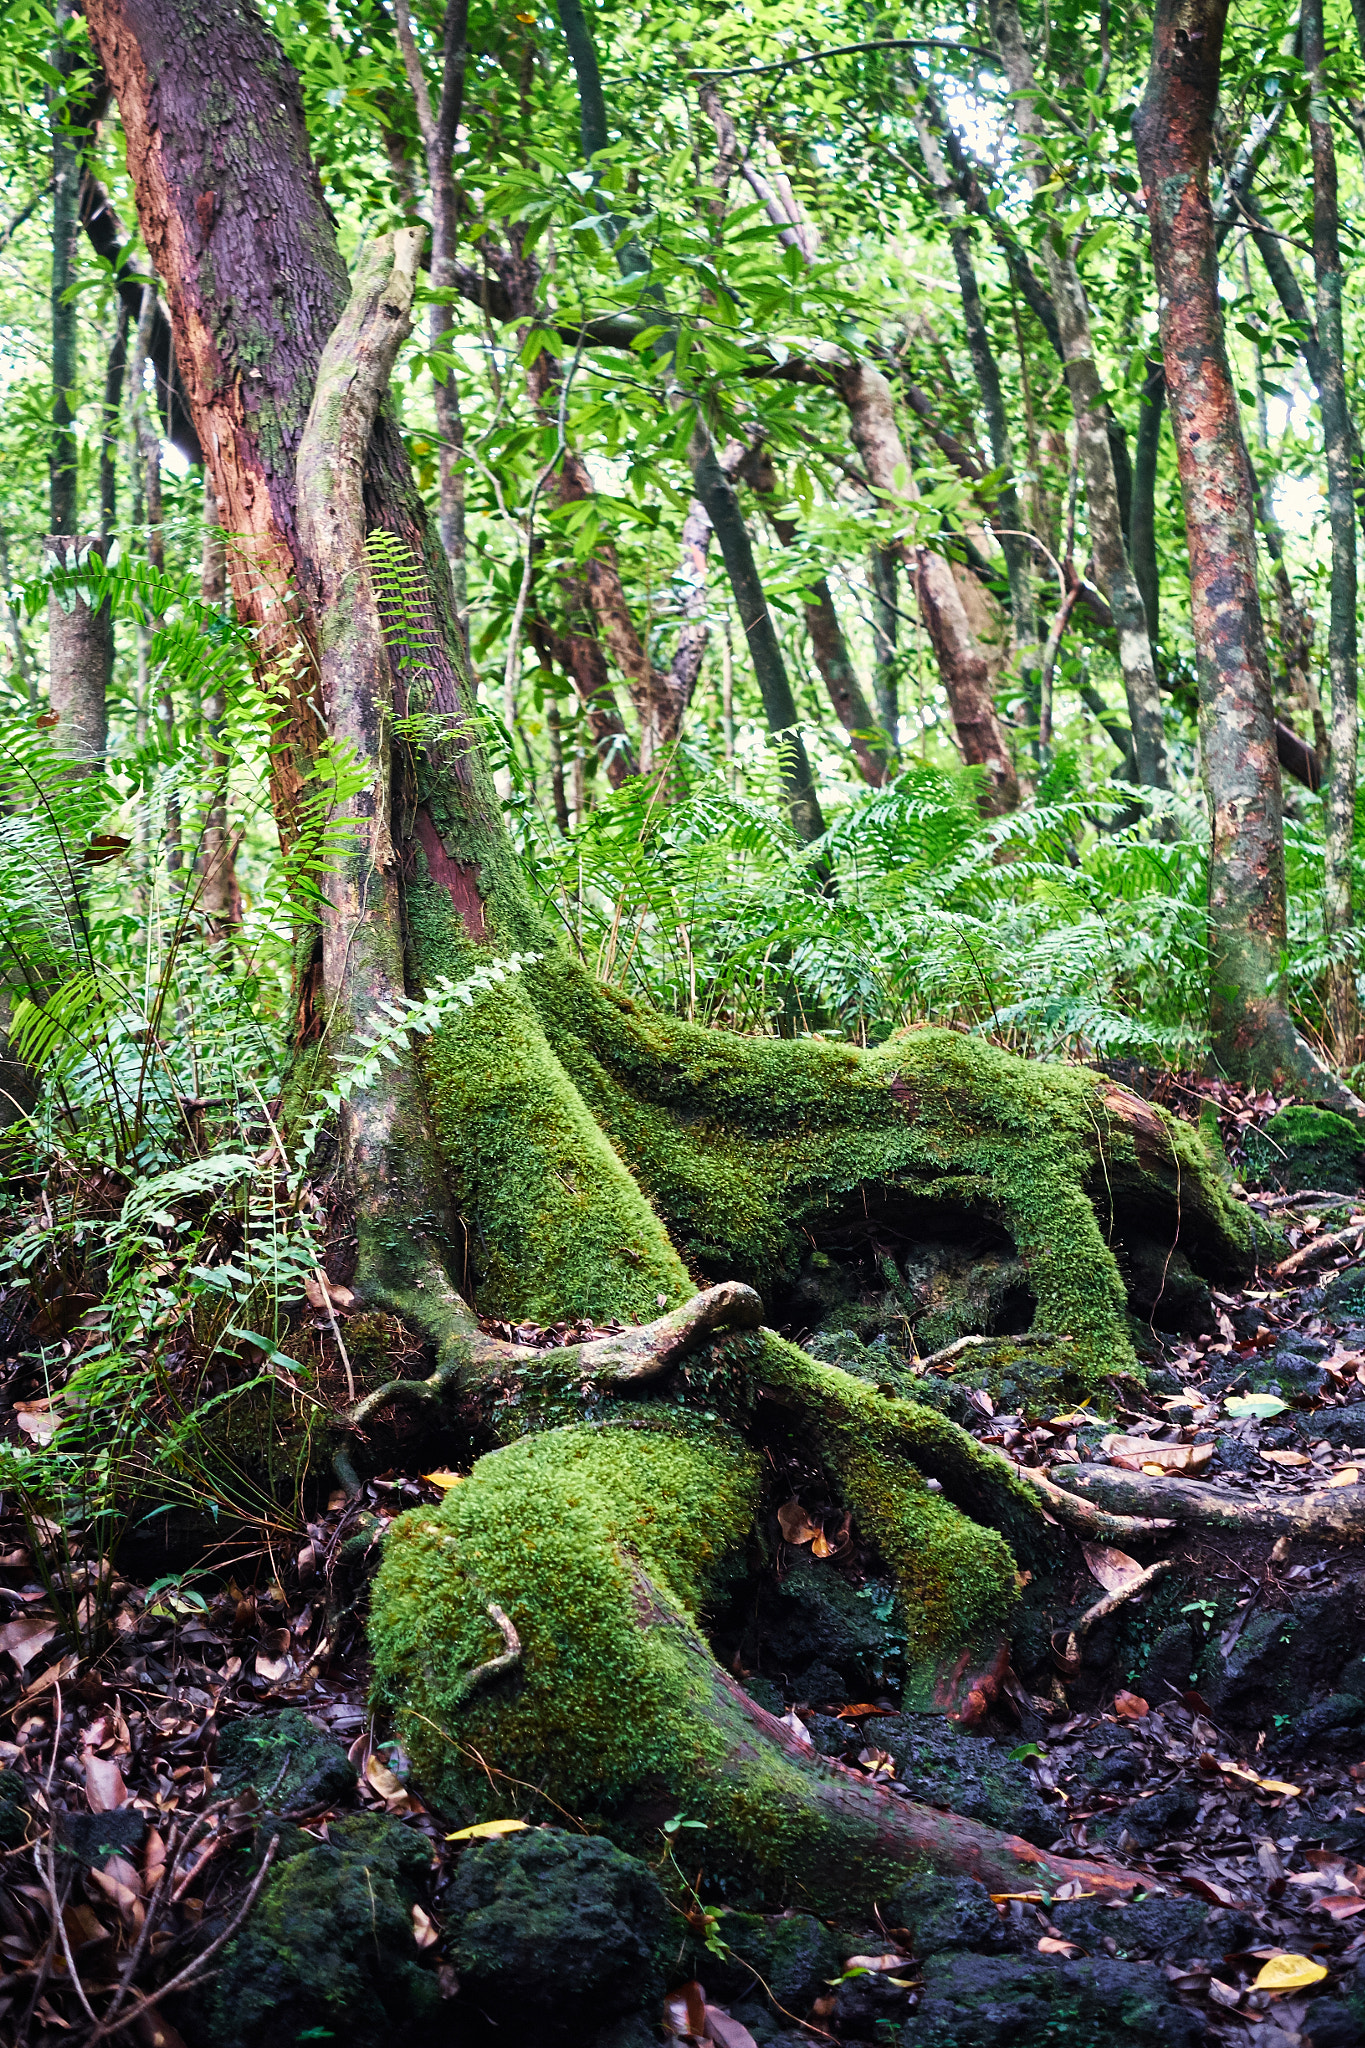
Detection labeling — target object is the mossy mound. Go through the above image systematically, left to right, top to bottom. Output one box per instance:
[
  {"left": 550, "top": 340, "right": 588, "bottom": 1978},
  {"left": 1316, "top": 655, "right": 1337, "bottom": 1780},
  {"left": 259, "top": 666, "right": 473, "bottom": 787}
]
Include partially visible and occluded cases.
[
  {"left": 1244, "top": 1106, "right": 1365, "bottom": 1195},
  {"left": 215, "top": 1708, "right": 355, "bottom": 1814},
  {"left": 203, "top": 1812, "right": 441, "bottom": 2048},
  {"left": 446, "top": 1828, "right": 669, "bottom": 2042},
  {"left": 700, "top": 1910, "right": 848, "bottom": 2012},
  {"left": 901, "top": 1952, "right": 1205, "bottom": 2047}
]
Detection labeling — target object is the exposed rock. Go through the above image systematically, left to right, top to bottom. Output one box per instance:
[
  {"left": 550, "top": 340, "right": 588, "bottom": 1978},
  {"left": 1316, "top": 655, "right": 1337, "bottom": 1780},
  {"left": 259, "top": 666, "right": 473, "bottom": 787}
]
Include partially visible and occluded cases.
[
  {"left": 1244, "top": 1108, "right": 1365, "bottom": 1196},
  {"left": 753, "top": 1554, "right": 903, "bottom": 1698},
  {"left": 1198, "top": 1584, "right": 1365, "bottom": 1731},
  {"left": 1135, "top": 1622, "right": 1199, "bottom": 1704},
  {"left": 214, "top": 1707, "right": 355, "bottom": 1814},
  {"left": 860, "top": 1715, "right": 1056, "bottom": 1847},
  {"left": 1103, "top": 1785, "right": 1200, "bottom": 1849},
  {"left": 61, "top": 1807, "right": 147, "bottom": 1868},
  {"left": 203, "top": 1812, "right": 441, "bottom": 2048},
  {"left": 445, "top": 1827, "right": 669, "bottom": 2043},
  {"left": 887, "top": 1872, "right": 1010, "bottom": 1954},
  {"left": 1050, "top": 1895, "right": 1214, "bottom": 1961},
  {"left": 700, "top": 1910, "right": 846, "bottom": 2012},
  {"left": 900, "top": 1951, "right": 1207, "bottom": 2047}
]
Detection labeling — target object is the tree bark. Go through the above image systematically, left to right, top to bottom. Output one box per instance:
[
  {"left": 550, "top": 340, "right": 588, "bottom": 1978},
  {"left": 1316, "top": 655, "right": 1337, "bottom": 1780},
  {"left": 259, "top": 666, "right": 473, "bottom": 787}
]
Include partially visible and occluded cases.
[
  {"left": 50, "top": 0, "right": 79, "bottom": 541},
  {"left": 990, "top": 0, "right": 1168, "bottom": 797},
  {"left": 1134, "top": 0, "right": 1360, "bottom": 1106},
  {"left": 1305, "top": 0, "right": 1359, "bottom": 1058},
  {"left": 1130, "top": 357, "right": 1165, "bottom": 656},
  {"left": 838, "top": 360, "right": 1022, "bottom": 813},
  {"left": 197, "top": 478, "right": 241, "bottom": 937},
  {"left": 43, "top": 538, "right": 112, "bottom": 770},
  {"left": 870, "top": 543, "right": 900, "bottom": 749}
]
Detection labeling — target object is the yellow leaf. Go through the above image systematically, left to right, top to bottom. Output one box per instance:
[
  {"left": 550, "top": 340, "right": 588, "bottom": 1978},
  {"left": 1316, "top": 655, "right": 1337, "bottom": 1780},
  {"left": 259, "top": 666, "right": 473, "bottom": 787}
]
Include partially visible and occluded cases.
[
  {"left": 1263, "top": 1450, "right": 1310, "bottom": 1467},
  {"left": 1329, "top": 1467, "right": 1360, "bottom": 1488},
  {"left": 421, "top": 1470, "right": 464, "bottom": 1490},
  {"left": 811, "top": 1530, "right": 832, "bottom": 1558},
  {"left": 446, "top": 1818, "right": 530, "bottom": 1842},
  {"left": 1254, "top": 1954, "right": 1329, "bottom": 1991}
]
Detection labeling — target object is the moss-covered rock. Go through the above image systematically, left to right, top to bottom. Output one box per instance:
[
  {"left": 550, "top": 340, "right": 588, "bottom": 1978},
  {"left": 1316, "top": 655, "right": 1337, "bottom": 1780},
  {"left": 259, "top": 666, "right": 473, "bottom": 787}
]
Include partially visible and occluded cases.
[
  {"left": 1244, "top": 1106, "right": 1365, "bottom": 1195},
  {"left": 754, "top": 1554, "right": 904, "bottom": 1698},
  {"left": 215, "top": 1708, "right": 355, "bottom": 1814},
  {"left": 858, "top": 1718, "right": 1056, "bottom": 1847},
  {"left": 203, "top": 1812, "right": 441, "bottom": 2048},
  {"left": 446, "top": 1828, "right": 668, "bottom": 2041},
  {"left": 888, "top": 1872, "right": 1011, "bottom": 1954},
  {"left": 1048, "top": 1895, "right": 1213, "bottom": 1961},
  {"left": 698, "top": 1910, "right": 847, "bottom": 2012},
  {"left": 900, "top": 1951, "right": 1206, "bottom": 2047}
]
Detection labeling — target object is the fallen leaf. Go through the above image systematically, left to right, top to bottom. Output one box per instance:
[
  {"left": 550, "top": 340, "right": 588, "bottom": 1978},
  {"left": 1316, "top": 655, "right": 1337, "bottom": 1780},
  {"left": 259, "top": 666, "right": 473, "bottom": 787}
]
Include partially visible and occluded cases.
[
  {"left": 303, "top": 1273, "right": 356, "bottom": 1313},
  {"left": 1226, "top": 1394, "right": 1289, "bottom": 1419},
  {"left": 14, "top": 1402, "right": 62, "bottom": 1444},
  {"left": 1104, "top": 1435, "right": 1212, "bottom": 1474},
  {"left": 1262, "top": 1449, "right": 1310, "bottom": 1467},
  {"left": 1328, "top": 1468, "right": 1361, "bottom": 1488},
  {"left": 421, "top": 1470, "right": 464, "bottom": 1490},
  {"left": 776, "top": 1500, "right": 823, "bottom": 1546},
  {"left": 810, "top": 1529, "right": 833, "bottom": 1558},
  {"left": 1081, "top": 1544, "right": 1146, "bottom": 1596},
  {"left": 0, "top": 1614, "right": 59, "bottom": 1673},
  {"left": 254, "top": 1627, "right": 292, "bottom": 1683},
  {"left": 1113, "top": 1690, "right": 1149, "bottom": 1720},
  {"left": 835, "top": 1703, "right": 889, "bottom": 1720},
  {"left": 779, "top": 1710, "right": 813, "bottom": 1747},
  {"left": 855, "top": 1747, "right": 896, "bottom": 1780},
  {"left": 84, "top": 1753, "right": 128, "bottom": 1813},
  {"left": 365, "top": 1753, "right": 412, "bottom": 1810},
  {"left": 1215, "top": 1761, "right": 1301, "bottom": 1797},
  {"left": 446, "top": 1818, "right": 529, "bottom": 1841},
  {"left": 143, "top": 1829, "right": 167, "bottom": 1892},
  {"left": 90, "top": 1864, "right": 144, "bottom": 1932},
  {"left": 1318, "top": 1896, "right": 1365, "bottom": 1921},
  {"left": 412, "top": 1903, "right": 439, "bottom": 1949},
  {"left": 1038, "top": 1937, "right": 1080, "bottom": 1956},
  {"left": 844, "top": 1953, "right": 914, "bottom": 1973},
  {"left": 1254, "top": 1954, "right": 1329, "bottom": 1991},
  {"left": 1208, "top": 1978, "right": 1242, "bottom": 2009},
  {"left": 662, "top": 1981, "right": 708, "bottom": 2038},
  {"left": 704, "top": 2008, "right": 759, "bottom": 2048}
]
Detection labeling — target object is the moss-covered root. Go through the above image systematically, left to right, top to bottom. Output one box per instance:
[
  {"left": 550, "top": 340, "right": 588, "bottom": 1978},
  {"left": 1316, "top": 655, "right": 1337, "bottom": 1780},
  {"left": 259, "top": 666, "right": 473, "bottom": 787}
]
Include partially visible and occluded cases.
[{"left": 367, "top": 1420, "right": 1144, "bottom": 1905}]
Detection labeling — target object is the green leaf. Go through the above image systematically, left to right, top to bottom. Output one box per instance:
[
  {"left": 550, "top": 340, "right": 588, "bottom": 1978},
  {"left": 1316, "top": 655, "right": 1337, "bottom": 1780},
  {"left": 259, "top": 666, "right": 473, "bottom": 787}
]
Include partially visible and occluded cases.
[{"left": 1224, "top": 1393, "right": 1288, "bottom": 1419}]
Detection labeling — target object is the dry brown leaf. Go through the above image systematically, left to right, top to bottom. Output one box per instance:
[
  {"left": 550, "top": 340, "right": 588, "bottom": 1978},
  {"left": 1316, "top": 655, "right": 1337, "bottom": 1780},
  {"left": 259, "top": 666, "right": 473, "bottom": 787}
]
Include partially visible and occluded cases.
[
  {"left": 304, "top": 1273, "right": 356, "bottom": 1313},
  {"left": 14, "top": 1401, "right": 62, "bottom": 1444},
  {"left": 1104, "top": 1435, "right": 1211, "bottom": 1474},
  {"left": 1262, "top": 1449, "right": 1310, "bottom": 1467},
  {"left": 1329, "top": 1467, "right": 1361, "bottom": 1488},
  {"left": 776, "top": 1499, "right": 822, "bottom": 1546},
  {"left": 810, "top": 1529, "right": 832, "bottom": 1558},
  {"left": 1080, "top": 1544, "right": 1145, "bottom": 1596},
  {"left": 0, "top": 1614, "right": 58, "bottom": 1673},
  {"left": 254, "top": 1627, "right": 292, "bottom": 1683},
  {"left": 1113, "top": 1690, "right": 1149, "bottom": 1720},
  {"left": 779, "top": 1710, "right": 813, "bottom": 1748},
  {"left": 856, "top": 1747, "right": 896, "bottom": 1780},
  {"left": 84, "top": 1753, "right": 128, "bottom": 1813},
  {"left": 365, "top": 1753, "right": 413, "bottom": 1811},
  {"left": 143, "top": 1827, "right": 167, "bottom": 1891},
  {"left": 90, "top": 1864, "right": 144, "bottom": 1933},
  {"left": 1318, "top": 1896, "right": 1365, "bottom": 1920},
  {"left": 412, "top": 1903, "right": 439, "bottom": 1949},
  {"left": 1038, "top": 1937, "right": 1080, "bottom": 1956},
  {"left": 844, "top": 1953, "right": 914, "bottom": 1973},
  {"left": 1208, "top": 1978, "right": 1242, "bottom": 2009},
  {"left": 661, "top": 1980, "right": 708, "bottom": 2038},
  {"left": 704, "top": 2009, "right": 760, "bottom": 2048},
  {"left": 132, "top": 2010, "right": 189, "bottom": 2048}
]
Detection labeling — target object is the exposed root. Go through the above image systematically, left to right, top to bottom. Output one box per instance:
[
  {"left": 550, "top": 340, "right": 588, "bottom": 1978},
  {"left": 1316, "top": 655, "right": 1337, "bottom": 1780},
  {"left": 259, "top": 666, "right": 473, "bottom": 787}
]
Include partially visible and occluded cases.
[
  {"left": 1273, "top": 1226, "right": 1365, "bottom": 1281},
  {"left": 337, "top": 1279, "right": 764, "bottom": 1434},
  {"left": 916, "top": 1332, "right": 1065, "bottom": 1375},
  {"left": 1015, "top": 1462, "right": 1176, "bottom": 1541},
  {"left": 1046, "top": 1462, "right": 1365, "bottom": 1536},
  {"left": 1052, "top": 1558, "right": 1173, "bottom": 1676}
]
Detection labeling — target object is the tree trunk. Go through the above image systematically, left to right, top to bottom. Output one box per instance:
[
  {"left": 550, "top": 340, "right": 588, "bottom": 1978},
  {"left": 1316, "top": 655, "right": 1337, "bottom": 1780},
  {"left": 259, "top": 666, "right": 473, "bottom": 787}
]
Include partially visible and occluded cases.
[
  {"left": 89, "top": 0, "right": 1254, "bottom": 1901},
  {"left": 990, "top": 0, "right": 1169, "bottom": 799},
  {"left": 1133, "top": 0, "right": 1360, "bottom": 1106},
  {"left": 1306, "top": 0, "right": 1359, "bottom": 1059},
  {"left": 838, "top": 360, "right": 1022, "bottom": 813},
  {"left": 870, "top": 543, "right": 900, "bottom": 749}
]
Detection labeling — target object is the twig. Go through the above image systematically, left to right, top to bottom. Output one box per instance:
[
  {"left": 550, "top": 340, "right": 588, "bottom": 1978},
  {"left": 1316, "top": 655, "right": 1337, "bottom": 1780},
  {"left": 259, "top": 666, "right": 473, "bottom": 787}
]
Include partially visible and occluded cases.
[
  {"left": 689, "top": 37, "right": 991, "bottom": 77},
  {"left": 1273, "top": 1226, "right": 1363, "bottom": 1280},
  {"left": 314, "top": 1268, "right": 356, "bottom": 1404},
  {"left": 1053, "top": 1558, "right": 1173, "bottom": 1673},
  {"left": 457, "top": 1601, "right": 523, "bottom": 1703},
  {"left": 77, "top": 1835, "right": 280, "bottom": 2046}
]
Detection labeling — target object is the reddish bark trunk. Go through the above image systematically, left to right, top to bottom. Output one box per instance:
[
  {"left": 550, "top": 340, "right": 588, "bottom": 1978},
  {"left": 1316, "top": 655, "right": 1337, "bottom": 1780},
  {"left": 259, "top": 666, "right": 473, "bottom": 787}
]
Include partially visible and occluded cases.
[{"left": 1133, "top": 0, "right": 1359, "bottom": 1106}]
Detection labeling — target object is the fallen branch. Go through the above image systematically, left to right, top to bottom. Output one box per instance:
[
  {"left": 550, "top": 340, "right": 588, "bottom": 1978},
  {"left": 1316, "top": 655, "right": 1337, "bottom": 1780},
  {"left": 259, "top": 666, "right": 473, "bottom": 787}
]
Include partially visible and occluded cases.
[
  {"left": 1273, "top": 1228, "right": 1363, "bottom": 1281},
  {"left": 1015, "top": 1462, "right": 1176, "bottom": 1540},
  {"left": 1045, "top": 1463, "right": 1365, "bottom": 1537}
]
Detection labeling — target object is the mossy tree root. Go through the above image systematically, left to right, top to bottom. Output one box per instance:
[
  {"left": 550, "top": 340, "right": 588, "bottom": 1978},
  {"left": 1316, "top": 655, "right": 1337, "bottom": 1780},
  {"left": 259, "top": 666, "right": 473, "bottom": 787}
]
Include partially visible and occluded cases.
[
  {"left": 368, "top": 1421, "right": 1150, "bottom": 1907},
  {"left": 1048, "top": 1463, "right": 1365, "bottom": 1537}
]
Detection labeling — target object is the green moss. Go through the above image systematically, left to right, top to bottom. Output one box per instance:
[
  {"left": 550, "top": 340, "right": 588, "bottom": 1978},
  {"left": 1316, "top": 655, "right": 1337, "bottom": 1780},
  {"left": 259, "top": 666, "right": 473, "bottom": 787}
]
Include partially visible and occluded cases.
[
  {"left": 1245, "top": 1106, "right": 1365, "bottom": 1194},
  {"left": 368, "top": 1391, "right": 1029, "bottom": 1897}
]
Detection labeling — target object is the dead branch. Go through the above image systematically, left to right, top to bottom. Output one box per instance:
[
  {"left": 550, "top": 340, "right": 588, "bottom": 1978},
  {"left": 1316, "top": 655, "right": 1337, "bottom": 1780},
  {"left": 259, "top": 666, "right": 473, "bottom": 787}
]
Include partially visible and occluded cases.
[
  {"left": 1273, "top": 1229, "right": 1363, "bottom": 1281},
  {"left": 1053, "top": 1558, "right": 1173, "bottom": 1674}
]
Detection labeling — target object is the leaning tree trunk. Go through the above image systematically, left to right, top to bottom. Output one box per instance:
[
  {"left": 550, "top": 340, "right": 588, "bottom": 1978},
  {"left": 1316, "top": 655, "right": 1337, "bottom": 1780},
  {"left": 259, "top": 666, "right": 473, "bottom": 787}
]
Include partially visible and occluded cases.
[
  {"left": 89, "top": 0, "right": 1252, "bottom": 1903},
  {"left": 1133, "top": 0, "right": 1362, "bottom": 1109}
]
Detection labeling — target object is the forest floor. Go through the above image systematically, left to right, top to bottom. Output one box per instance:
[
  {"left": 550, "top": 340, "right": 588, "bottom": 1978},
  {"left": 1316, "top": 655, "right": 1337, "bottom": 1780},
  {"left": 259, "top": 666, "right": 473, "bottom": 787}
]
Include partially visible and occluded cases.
[{"left": 3, "top": 1080, "right": 1365, "bottom": 2046}]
